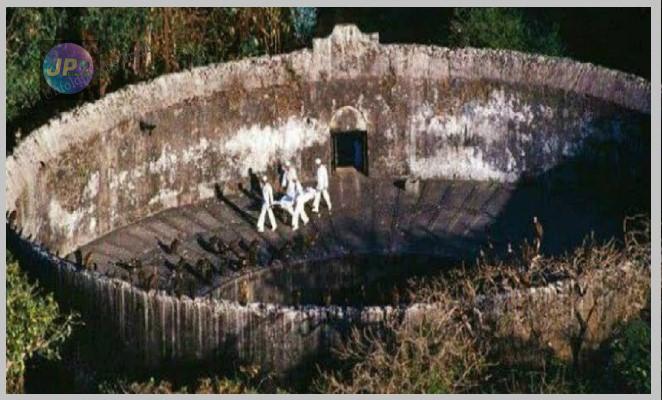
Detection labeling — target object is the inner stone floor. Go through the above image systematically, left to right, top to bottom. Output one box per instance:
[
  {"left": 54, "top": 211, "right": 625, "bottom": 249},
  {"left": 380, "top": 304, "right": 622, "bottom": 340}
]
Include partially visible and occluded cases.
[{"left": 68, "top": 169, "right": 619, "bottom": 299}]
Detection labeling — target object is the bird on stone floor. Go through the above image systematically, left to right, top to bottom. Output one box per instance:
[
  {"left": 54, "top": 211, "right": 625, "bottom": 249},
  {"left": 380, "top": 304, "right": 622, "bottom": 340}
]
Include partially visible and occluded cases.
[
  {"left": 533, "top": 216, "right": 544, "bottom": 256},
  {"left": 305, "top": 230, "right": 320, "bottom": 248},
  {"left": 291, "top": 234, "right": 303, "bottom": 252},
  {"left": 207, "top": 235, "right": 227, "bottom": 255},
  {"left": 157, "top": 237, "right": 180, "bottom": 255},
  {"left": 168, "top": 238, "right": 179, "bottom": 254},
  {"left": 228, "top": 240, "right": 249, "bottom": 269},
  {"left": 247, "top": 240, "right": 260, "bottom": 266},
  {"left": 273, "top": 241, "right": 293, "bottom": 262},
  {"left": 195, "top": 258, "right": 214, "bottom": 282}
]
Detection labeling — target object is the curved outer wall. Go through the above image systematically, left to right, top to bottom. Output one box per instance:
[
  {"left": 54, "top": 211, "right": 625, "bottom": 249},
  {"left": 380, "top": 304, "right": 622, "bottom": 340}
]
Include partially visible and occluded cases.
[
  {"left": 7, "top": 24, "right": 649, "bottom": 256},
  {"left": 6, "top": 25, "right": 650, "bottom": 376}
]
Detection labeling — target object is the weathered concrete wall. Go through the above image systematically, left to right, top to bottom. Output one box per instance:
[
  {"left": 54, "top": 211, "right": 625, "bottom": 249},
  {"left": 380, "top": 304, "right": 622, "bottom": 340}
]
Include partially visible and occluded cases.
[
  {"left": 5, "top": 24, "right": 650, "bottom": 380},
  {"left": 7, "top": 25, "right": 649, "bottom": 256},
  {"left": 14, "top": 234, "right": 648, "bottom": 378}
]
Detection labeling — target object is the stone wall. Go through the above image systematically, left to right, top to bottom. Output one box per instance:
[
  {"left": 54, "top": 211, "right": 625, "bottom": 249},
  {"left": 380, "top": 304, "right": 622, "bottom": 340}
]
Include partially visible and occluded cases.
[
  {"left": 5, "top": 24, "right": 650, "bottom": 380},
  {"left": 7, "top": 25, "right": 649, "bottom": 256},
  {"left": 14, "top": 234, "right": 648, "bottom": 378}
]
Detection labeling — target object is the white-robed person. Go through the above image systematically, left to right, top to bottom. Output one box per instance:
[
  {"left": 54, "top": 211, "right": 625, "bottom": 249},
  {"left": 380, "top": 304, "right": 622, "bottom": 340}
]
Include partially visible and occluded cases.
[
  {"left": 312, "top": 158, "right": 332, "bottom": 213},
  {"left": 280, "top": 160, "right": 298, "bottom": 191},
  {"left": 273, "top": 172, "right": 297, "bottom": 222},
  {"left": 257, "top": 175, "right": 277, "bottom": 232},
  {"left": 291, "top": 178, "right": 310, "bottom": 231}
]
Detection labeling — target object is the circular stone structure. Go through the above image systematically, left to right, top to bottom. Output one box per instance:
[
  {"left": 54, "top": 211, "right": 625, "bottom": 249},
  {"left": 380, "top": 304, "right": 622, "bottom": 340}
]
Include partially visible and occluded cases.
[{"left": 7, "top": 25, "right": 650, "bottom": 378}]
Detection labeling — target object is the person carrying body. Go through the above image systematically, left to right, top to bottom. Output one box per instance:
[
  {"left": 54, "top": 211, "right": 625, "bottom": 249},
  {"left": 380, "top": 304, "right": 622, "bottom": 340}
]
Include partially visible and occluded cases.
[
  {"left": 313, "top": 158, "right": 332, "bottom": 213},
  {"left": 281, "top": 160, "right": 298, "bottom": 191},
  {"left": 257, "top": 175, "right": 277, "bottom": 232},
  {"left": 291, "top": 178, "right": 310, "bottom": 231}
]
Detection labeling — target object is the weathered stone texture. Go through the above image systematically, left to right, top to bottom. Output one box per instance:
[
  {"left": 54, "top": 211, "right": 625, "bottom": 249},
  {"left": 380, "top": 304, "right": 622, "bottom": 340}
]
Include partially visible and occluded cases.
[
  {"left": 5, "top": 25, "right": 650, "bottom": 378},
  {"left": 7, "top": 25, "right": 649, "bottom": 256}
]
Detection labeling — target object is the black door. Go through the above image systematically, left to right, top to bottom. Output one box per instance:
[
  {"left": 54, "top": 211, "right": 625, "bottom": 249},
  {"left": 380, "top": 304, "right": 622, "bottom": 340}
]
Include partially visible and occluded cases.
[{"left": 333, "top": 130, "right": 367, "bottom": 174}]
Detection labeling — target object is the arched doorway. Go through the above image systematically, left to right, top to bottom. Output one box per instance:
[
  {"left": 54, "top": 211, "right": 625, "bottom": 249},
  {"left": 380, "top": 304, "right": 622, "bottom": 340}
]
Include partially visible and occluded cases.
[{"left": 329, "top": 106, "right": 369, "bottom": 175}]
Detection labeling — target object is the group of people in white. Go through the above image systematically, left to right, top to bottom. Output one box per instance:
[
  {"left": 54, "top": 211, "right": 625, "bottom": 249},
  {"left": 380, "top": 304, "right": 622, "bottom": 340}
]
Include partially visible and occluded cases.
[{"left": 256, "top": 157, "right": 332, "bottom": 232}]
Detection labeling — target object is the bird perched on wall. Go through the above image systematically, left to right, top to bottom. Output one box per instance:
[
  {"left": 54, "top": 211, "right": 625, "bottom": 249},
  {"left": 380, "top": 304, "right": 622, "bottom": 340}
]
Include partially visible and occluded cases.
[
  {"left": 139, "top": 119, "right": 156, "bottom": 135},
  {"left": 7, "top": 210, "right": 17, "bottom": 229},
  {"left": 533, "top": 216, "right": 544, "bottom": 256},
  {"left": 157, "top": 237, "right": 180, "bottom": 255},
  {"left": 519, "top": 239, "right": 536, "bottom": 271},
  {"left": 82, "top": 251, "right": 95, "bottom": 269},
  {"left": 115, "top": 258, "right": 142, "bottom": 278},
  {"left": 140, "top": 265, "right": 159, "bottom": 291},
  {"left": 149, "top": 266, "right": 160, "bottom": 291},
  {"left": 169, "top": 269, "right": 182, "bottom": 296},
  {"left": 239, "top": 281, "right": 250, "bottom": 305},
  {"left": 359, "top": 284, "right": 367, "bottom": 304},
  {"left": 391, "top": 286, "right": 400, "bottom": 307},
  {"left": 292, "top": 289, "right": 301, "bottom": 307},
  {"left": 322, "top": 290, "right": 332, "bottom": 307}
]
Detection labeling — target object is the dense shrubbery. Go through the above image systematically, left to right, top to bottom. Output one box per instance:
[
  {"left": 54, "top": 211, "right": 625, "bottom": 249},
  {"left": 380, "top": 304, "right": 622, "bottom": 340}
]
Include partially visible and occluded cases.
[
  {"left": 6, "top": 7, "right": 318, "bottom": 129},
  {"left": 8, "top": 7, "right": 648, "bottom": 149},
  {"left": 6, "top": 8, "right": 67, "bottom": 123},
  {"left": 6, "top": 8, "right": 650, "bottom": 393},
  {"left": 449, "top": 8, "right": 564, "bottom": 56},
  {"left": 312, "top": 215, "right": 650, "bottom": 394},
  {"left": 101, "top": 216, "right": 650, "bottom": 394},
  {"left": 6, "top": 251, "right": 78, "bottom": 393},
  {"left": 606, "top": 319, "right": 651, "bottom": 393}
]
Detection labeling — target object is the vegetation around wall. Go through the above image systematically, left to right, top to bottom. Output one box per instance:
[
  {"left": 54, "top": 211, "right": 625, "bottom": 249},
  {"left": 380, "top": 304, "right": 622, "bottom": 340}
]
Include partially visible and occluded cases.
[
  {"left": 5, "top": 7, "right": 651, "bottom": 394},
  {"left": 6, "top": 7, "right": 649, "bottom": 154},
  {"left": 65, "top": 215, "right": 650, "bottom": 394},
  {"left": 311, "top": 215, "right": 651, "bottom": 394},
  {"left": 6, "top": 251, "right": 78, "bottom": 393}
]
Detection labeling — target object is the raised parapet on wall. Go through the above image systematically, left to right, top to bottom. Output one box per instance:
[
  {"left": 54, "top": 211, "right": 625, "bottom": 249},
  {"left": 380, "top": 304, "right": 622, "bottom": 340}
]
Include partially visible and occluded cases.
[
  {"left": 5, "top": 24, "right": 651, "bottom": 381},
  {"left": 6, "top": 24, "right": 650, "bottom": 256},
  {"left": 311, "top": 24, "right": 381, "bottom": 79},
  {"left": 313, "top": 24, "right": 380, "bottom": 53}
]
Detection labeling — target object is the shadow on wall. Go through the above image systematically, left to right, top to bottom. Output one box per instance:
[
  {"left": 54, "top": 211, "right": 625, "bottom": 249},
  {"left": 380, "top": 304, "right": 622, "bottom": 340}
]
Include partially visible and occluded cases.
[
  {"left": 6, "top": 105, "right": 650, "bottom": 392},
  {"left": 486, "top": 113, "right": 650, "bottom": 258}
]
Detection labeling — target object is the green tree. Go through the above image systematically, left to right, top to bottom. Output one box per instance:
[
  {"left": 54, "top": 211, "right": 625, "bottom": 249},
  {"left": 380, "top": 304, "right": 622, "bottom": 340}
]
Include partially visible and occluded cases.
[
  {"left": 6, "top": 8, "right": 67, "bottom": 123},
  {"left": 78, "top": 8, "right": 151, "bottom": 95},
  {"left": 449, "top": 8, "right": 564, "bottom": 56},
  {"left": 6, "top": 251, "right": 78, "bottom": 393},
  {"left": 607, "top": 319, "right": 651, "bottom": 393}
]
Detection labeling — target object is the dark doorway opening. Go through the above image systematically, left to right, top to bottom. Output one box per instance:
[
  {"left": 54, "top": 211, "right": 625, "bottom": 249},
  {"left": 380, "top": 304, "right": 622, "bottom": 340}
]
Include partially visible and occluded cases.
[{"left": 332, "top": 130, "right": 368, "bottom": 174}]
